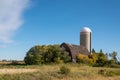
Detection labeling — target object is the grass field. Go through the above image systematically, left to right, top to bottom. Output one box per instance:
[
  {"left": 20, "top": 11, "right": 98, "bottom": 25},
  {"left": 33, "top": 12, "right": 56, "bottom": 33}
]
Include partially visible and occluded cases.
[{"left": 0, "top": 63, "right": 120, "bottom": 80}]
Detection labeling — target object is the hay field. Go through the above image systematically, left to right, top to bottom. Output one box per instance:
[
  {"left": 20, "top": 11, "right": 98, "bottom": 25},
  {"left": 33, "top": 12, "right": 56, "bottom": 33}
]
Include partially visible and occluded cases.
[{"left": 0, "top": 64, "right": 120, "bottom": 80}]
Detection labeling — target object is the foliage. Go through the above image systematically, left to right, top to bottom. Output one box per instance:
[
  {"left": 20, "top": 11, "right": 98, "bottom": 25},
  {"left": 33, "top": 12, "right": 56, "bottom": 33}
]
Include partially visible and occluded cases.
[
  {"left": 24, "top": 44, "right": 120, "bottom": 67},
  {"left": 24, "top": 45, "right": 71, "bottom": 65},
  {"left": 92, "top": 48, "right": 96, "bottom": 53},
  {"left": 100, "top": 49, "right": 103, "bottom": 53},
  {"left": 76, "top": 50, "right": 119, "bottom": 67},
  {"left": 109, "top": 51, "right": 118, "bottom": 63},
  {"left": 24, "top": 52, "right": 42, "bottom": 65},
  {"left": 76, "top": 52, "right": 108, "bottom": 66},
  {"left": 95, "top": 52, "right": 107, "bottom": 66},
  {"left": 89, "top": 53, "right": 98, "bottom": 64},
  {"left": 76, "top": 54, "right": 93, "bottom": 64},
  {"left": 11, "top": 60, "right": 19, "bottom": 65},
  {"left": 104, "top": 60, "right": 115, "bottom": 67},
  {"left": 110, "top": 64, "right": 120, "bottom": 68},
  {"left": 60, "top": 66, "right": 70, "bottom": 74},
  {"left": 98, "top": 69, "right": 120, "bottom": 77}
]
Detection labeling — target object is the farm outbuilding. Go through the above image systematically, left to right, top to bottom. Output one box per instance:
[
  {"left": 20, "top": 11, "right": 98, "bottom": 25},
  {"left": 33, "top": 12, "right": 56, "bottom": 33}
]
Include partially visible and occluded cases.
[
  {"left": 60, "top": 27, "right": 92, "bottom": 62},
  {"left": 60, "top": 43, "right": 90, "bottom": 62}
]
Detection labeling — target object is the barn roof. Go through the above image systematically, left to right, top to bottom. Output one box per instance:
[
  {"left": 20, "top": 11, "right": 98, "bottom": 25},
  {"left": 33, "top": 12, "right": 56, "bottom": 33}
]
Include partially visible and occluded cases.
[{"left": 60, "top": 42, "right": 90, "bottom": 59}]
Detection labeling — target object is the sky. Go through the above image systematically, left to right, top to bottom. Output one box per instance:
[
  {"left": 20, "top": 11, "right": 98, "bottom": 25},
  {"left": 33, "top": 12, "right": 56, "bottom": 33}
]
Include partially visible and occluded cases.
[{"left": 0, "top": 0, "right": 120, "bottom": 60}]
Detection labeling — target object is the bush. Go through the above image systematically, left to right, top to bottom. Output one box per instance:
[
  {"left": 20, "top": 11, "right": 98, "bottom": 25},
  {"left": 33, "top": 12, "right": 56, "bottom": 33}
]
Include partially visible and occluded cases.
[
  {"left": 24, "top": 53, "right": 42, "bottom": 65},
  {"left": 76, "top": 54, "right": 93, "bottom": 64},
  {"left": 11, "top": 60, "right": 19, "bottom": 65},
  {"left": 110, "top": 64, "right": 120, "bottom": 68},
  {"left": 60, "top": 66, "right": 70, "bottom": 74},
  {"left": 99, "top": 69, "right": 120, "bottom": 77}
]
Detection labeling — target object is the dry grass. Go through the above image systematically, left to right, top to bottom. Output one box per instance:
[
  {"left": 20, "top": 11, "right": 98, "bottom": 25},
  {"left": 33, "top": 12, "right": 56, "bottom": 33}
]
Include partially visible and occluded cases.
[
  {"left": 0, "top": 64, "right": 120, "bottom": 80},
  {"left": 0, "top": 69, "right": 38, "bottom": 74}
]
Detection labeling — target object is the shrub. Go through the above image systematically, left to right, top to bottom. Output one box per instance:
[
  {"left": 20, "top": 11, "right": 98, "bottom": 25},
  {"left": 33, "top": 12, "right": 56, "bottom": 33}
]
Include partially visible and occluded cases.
[
  {"left": 24, "top": 53, "right": 42, "bottom": 65},
  {"left": 76, "top": 54, "right": 93, "bottom": 64},
  {"left": 54, "top": 57, "right": 63, "bottom": 64},
  {"left": 11, "top": 60, "right": 19, "bottom": 65},
  {"left": 110, "top": 64, "right": 120, "bottom": 68},
  {"left": 60, "top": 66, "right": 70, "bottom": 74},
  {"left": 98, "top": 68, "right": 120, "bottom": 77},
  {"left": 99, "top": 70, "right": 120, "bottom": 77},
  {"left": 104, "top": 71, "right": 116, "bottom": 76}
]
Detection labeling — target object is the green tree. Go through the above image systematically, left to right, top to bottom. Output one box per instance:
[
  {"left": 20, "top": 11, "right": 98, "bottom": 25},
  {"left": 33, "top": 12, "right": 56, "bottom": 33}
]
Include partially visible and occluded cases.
[
  {"left": 24, "top": 44, "right": 71, "bottom": 65},
  {"left": 45, "top": 45, "right": 71, "bottom": 63},
  {"left": 92, "top": 48, "right": 96, "bottom": 53},
  {"left": 100, "top": 49, "right": 103, "bottom": 53},
  {"left": 110, "top": 51, "right": 118, "bottom": 63},
  {"left": 95, "top": 52, "right": 107, "bottom": 66},
  {"left": 24, "top": 53, "right": 42, "bottom": 65}
]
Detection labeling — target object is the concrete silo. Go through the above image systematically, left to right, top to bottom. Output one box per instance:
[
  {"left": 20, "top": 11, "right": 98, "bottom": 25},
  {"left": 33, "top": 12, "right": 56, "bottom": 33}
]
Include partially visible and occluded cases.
[{"left": 80, "top": 27, "right": 92, "bottom": 55}]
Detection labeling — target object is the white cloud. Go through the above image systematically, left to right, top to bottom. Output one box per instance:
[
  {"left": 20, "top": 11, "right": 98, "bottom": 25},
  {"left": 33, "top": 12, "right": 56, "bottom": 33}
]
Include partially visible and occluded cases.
[
  {"left": 0, "top": 0, "right": 30, "bottom": 44},
  {"left": 0, "top": 44, "right": 7, "bottom": 48}
]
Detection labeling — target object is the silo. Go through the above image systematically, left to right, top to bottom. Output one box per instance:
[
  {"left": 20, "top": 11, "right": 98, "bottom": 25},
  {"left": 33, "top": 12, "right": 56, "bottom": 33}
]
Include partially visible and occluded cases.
[{"left": 80, "top": 27, "right": 92, "bottom": 55}]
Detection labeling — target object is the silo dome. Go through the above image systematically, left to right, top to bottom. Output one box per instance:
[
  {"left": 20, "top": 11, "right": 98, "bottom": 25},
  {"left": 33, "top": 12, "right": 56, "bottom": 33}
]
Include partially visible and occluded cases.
[{"left": 80, "top": 27, "right": 91, "bottom": 32}]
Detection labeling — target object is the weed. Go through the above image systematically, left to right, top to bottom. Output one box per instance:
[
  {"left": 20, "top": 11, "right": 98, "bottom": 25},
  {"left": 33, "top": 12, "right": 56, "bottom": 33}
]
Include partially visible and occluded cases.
[{"left": 60, "top": 66, "right": 70, "bottom": 75}]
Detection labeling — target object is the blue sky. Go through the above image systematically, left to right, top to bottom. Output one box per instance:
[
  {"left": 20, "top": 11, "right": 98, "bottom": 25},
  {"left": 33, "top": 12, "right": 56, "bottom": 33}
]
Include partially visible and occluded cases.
[{"left": 0, "top": 0, "right": 120, "bottom": 60}]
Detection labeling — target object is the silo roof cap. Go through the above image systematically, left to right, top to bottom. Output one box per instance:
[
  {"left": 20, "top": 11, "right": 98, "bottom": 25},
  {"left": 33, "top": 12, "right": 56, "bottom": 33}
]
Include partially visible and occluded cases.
[{"left": 81, "top": 27, "right": 92, "bottom": 32}]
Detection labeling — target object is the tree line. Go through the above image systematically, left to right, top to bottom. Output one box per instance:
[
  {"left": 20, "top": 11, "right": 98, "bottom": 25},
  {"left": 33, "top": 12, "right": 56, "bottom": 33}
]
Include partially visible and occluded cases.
[
  {"left": 24, "top": 44, "right": 120, "bottom": 67},
  {"left": 77, "top": 49, "right": 120, "bottom": 67}
]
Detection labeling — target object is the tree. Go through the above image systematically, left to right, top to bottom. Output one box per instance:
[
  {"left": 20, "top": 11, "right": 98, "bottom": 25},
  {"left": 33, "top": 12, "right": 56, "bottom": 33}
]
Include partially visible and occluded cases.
[
  {"left": 24, "top": 44, "right": 71, "bottom": 65},
  {"left": 46, "top": 45, "right": 71, "bottom": 63},
  {"left": 92, "top": 48, "right": 96, "bottom": 53},
  {"left": 100, "top": 49, "right": 103, "bottom": 53},
  {"left": 24, "top": 50, "right": 42, "bottom": 65},
  {"left": 109, "top": 51, "right": 118, "bottom": 63},
  {"left": 95, "top": 52, "right": 107, "bottom": 66},
  {"left": 76, "top": 53, "right": 93, "bottom": 64},
  {"left": 90, "top": 53, "right": 98, "bottom": 64},
  {"left": 105, "top": 53, "right": 109, "bottom": 60}
]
